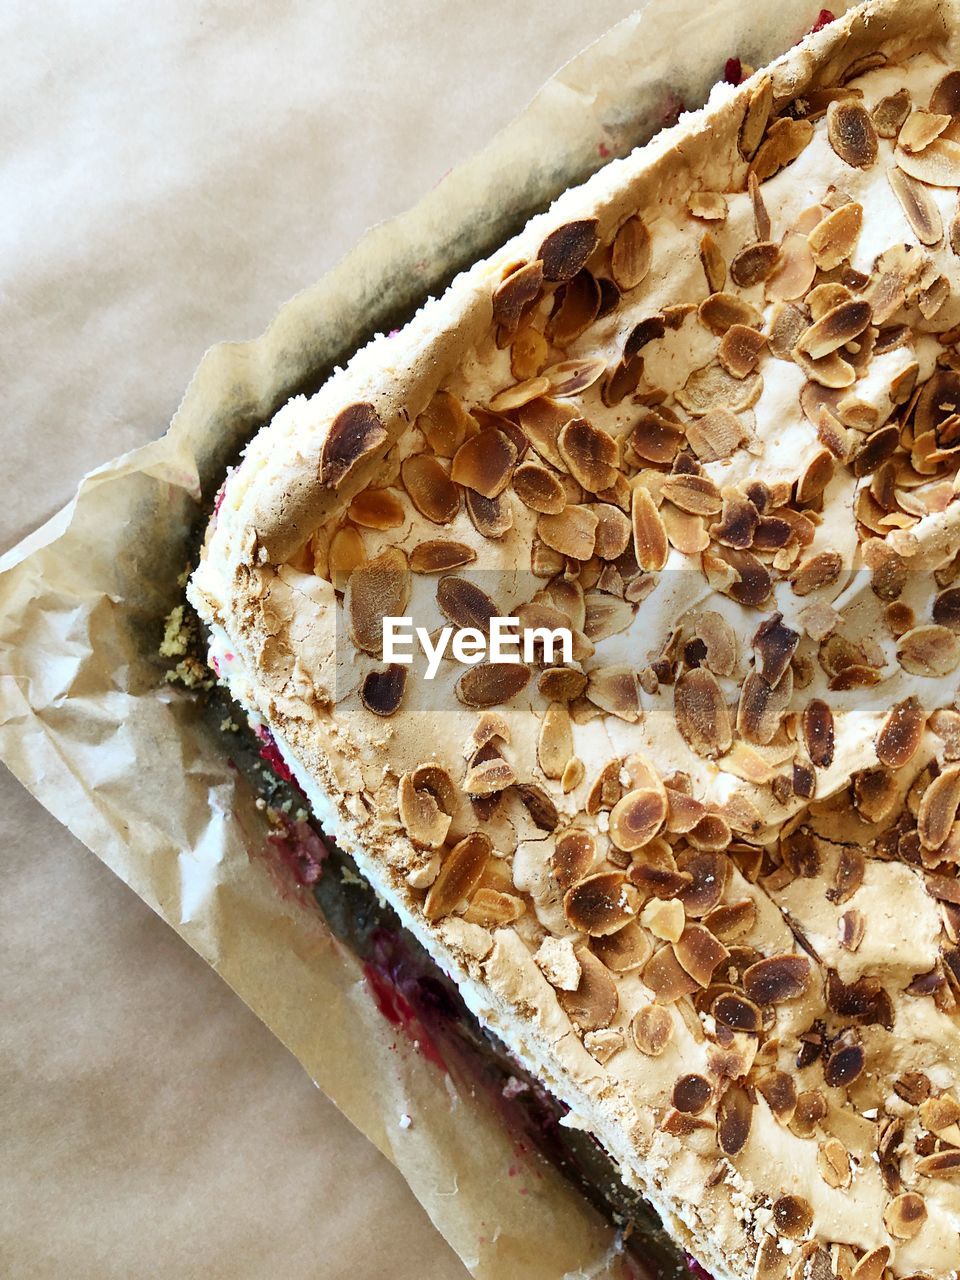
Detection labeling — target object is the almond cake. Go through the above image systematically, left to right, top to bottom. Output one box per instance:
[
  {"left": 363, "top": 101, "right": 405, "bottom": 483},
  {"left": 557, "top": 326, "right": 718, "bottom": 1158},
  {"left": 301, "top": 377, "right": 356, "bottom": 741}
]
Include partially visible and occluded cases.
[{"left": 188, "top": 2, "right": 960, "bottom": 1275}]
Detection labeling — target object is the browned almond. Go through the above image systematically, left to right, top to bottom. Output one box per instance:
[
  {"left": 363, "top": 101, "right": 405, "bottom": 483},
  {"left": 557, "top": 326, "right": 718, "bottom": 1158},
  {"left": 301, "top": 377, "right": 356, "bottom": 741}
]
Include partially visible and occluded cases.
[
  {"left": 932, "top": 69, "right": 960, "bottom": 113},
  {"left": 739, "top": 75, "right": 772, "bottom": 159},
  {"left": 873, "top": 89, "right": 911, "bottom": 138},
  {"left": 828, "top": 101, "right": 878, "bottom": 168},
  {"left": 901, "top": 110, "right": 951, "bottom": 152},
  {"left": 749, "top": 117, "right": 814, "bottom": 181},
  {"left": 896, "top": 137, "right": 960, "bottom": 185},
  {"left": 888, "top": 166, "right": 943, "bottom": 245},
  {"left": 748, "top": 171, "right": 771, "bottom": 241},
  {"left": 687, "top": 191, "right": 728, "bottom": 221},
  {"left": 808, "top": 201, "right": 862, "bottom": 270},
  {"left": 611, "top": 216, "right": 652, "bottom": 291},
  {"left": 538, "top": 219, "right": 599, "bottom": 282},
  {"left": 699, "top": 232, "right": 726, "bottom": 293},
  {"left": 765, "top": 233, "right": 816, "bottom": 301},
  {"left": 729, "top": 241, "right": 780, "bottom": 289},
  {"left": 492, "top": 260, "right": 544, "bottom": 333},
  {"left": 546, "top": 271, "right": 601, "bottom": 347},
  {"left": 698, "top": 291, "right": 761, "bottom": 335},
  {"left": 798, "top": 300, "right": 871, "bottom": 359},
  {"left": 769, "top": 302, "right": 807, "bottom": 360},
  {"left": 623, "top": 314, "right": 666, "bottom": 360},
  {"left": 511, "top": 322, "right": 547, "bottom": 383},
  {"left": 718, "top": 325, "right": 766, "bottom": 378},
  {"left": 543, "top": 357, "right": 607, "bottom": 397},
  {"left": 676, "top": 363, "right": 762, "bottom": 416},
  {"left": 489, "top": 375, "right": 551, "bottom": 413},
  {"left": 417, "top": 390, "right": 474, "bottom": 457},
  {"left": 320, "top": 402, "right": 387, "bottom": 489},
  {"left": 686, "top": 408, "right": 747, "bottom": 463},
  {"left": 628, "top": 411, "right": 683, "bottom": 465},
  {"left": 557, "top": 418, "right": 619, "bottom": 493},
  {"left": 450, "top": 428, "right": 517, "bottom": 499},
  {"left": 401, "top": 454, "right": 462, "bottom": 523},
  {"left": 513, "top": 461, "right": 566, "bottom": 514},
  {"left": 660, "top": 473, "right": 721, "bottom": 517},
  {"left": 631, "top": 486, "right": 669, "bottom": 571},
  {"left": 349, "top": 487, "right": 405, "bottom": 530},
  {"left": 466, "top": 490, "right": 513, "bottom": 540},
  {"left": 538, "top": 504, "right": 599, "bottom": 560},
  {"left": 592, "top": 504, "right": 632, "bottom": 561},
  {"left": 328, "top": 525, "right": 366, "bottom": 589},
  {"left": 409, "top": 539, "right": 476, "bottom": 573},
  {"left": 712, "top": 545, "right": 773, "bottom": 608},
  {"left": 347, "top": 547, "right": 410, "bottom": 655},
  {"left": 792, "top": 550, "right": 843, "bottom": 597},
  {"left": 436, "top": 576, "right": 498, "bottom": 633},
  {"left": 934, "top": 587, "right": 960, "bottom": 631},
  {"left": 696, "top": 611, "right": 737, "bottom": 677},
  {"left": 754, "top": 614, "right": 799, "bottom": 686},
  {"left": 897, "top": 624, "right": 960, "bottom": 677},
  {"left": 456, "top": 661, "right": 531, "bottom": 708},
  {"left": 360, "top": 665, "right": 407, "bottom": 717},
  {"left": 586, "top": 665, "right": 642, "bottom": 722},
  {"left": 538, "top": 666, "right": 588, "bottom": 703},
  {"left": 674, "top": 668, "right": 732, "bottom": 759},
  {"left": 737, "top": 670, "right": 793, "bottom": 746},
  {"left": 876, "top": 696, "right": 925, "bottom": 769},
  {"left": 803, "top": 699, "right": 835, "bottom": 768},
  {"left": 538, "top": 701, "right": 573, "bottom": 779},
  {"left": 463, "top": 754, "right": 517, "bottom": 795},
  {"left": 411, "top": 764, "right": 458, "bottom": 815},
  {"left": 918, "top": 764, "right": 960, "bottom": 851},
  {"left": 853, "top": 768, "right": 898, "bottom": 824},
  {"left": 398, "top": 773, "right": 451, "bottom": 849},
  {"left": 514, "top": 782, "right": 558, "bottom": 831},
  {"left": 609, "top": 787, "right": 667, "bottom": 852},
  {"left": 551, "top": 828, "right": 597, "bottom": 891},
  {"left": 677, "top": 850, "right": 727, "bottom": 916},
  {"left": 564, "top": 871, "right": 638, "bottom": 936},
  {"left": 463, "top": 888, "right": 524, "bottom": 928},
  {"left": 838, "top": 909, "right": 865, "bottom": 951},
  {"left": 594, "top": 921, "right": 652, "bottom": 973},
  {"left": 673, "top": 922, "right": 728, "bottom": 987},
  {"left": 642, "top": 945, "right": 699, "bottom": 1003},
  {"left": 558, "top": 948, "right": 619, "bottom": 1031},
  {"left": 744, "top": 953, "right": 811, "bottom": 1004},
  {"left": 713, "top": 991, "right": 762, "bottom": 1032},
  {"left": 631, "top": 1002, "right": 674, "bottom": 1055},
  {"left": 824, "top": 1038, "right": 865, "bottom": 1088},
  {"left": 756, "top": 1070, "right": 797, "bottom": 1123},
  {"left": 673, "top": 1073, "right": 712, "bottom": 1115},
  {"left": 717, "top": 1086, "right": 753, "bottom": 1155},
  {"left": 916, "top": 1149, "right": 960, "bottom": 1178},
  {"left": 882, "top": 1192, "right": 927, "bottom": 1240},
  {"left": 772, "top": 1194, "right": 813, "bottom": 1241},
  {"left": 850, "top": 1249, "right": 890, "bottom": 1280}
]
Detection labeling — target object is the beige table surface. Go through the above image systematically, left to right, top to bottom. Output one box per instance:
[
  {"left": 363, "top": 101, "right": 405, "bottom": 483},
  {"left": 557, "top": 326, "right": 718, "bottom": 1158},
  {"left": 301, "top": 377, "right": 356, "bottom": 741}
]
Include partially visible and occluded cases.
[{"left": 0, "top": 2, "right": 633, "bottom": 1276}]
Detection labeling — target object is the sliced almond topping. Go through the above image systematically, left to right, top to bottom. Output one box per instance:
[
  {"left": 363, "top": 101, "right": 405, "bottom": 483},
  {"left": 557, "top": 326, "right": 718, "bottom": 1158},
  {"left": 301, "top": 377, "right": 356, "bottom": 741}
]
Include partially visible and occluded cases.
[
  {"left": 932, "top": 69, "right": 960, "bottom": 113},
  {"left": 739, "top": 75, "right": 773, "bottom": 160},
  {"left": 873, "top": 89, "right": 911, "bottom": 138},
  {"left": 828, "top": 101, "right": 878, "bottom": 168},
  {"left": 899, "top": 110, "right": 951, "bottom": 153},
  {"left": 749, "top": 117, "right": 814, "bottom": 181},
  {"left": 896, "top": 137, "right": 960, "bottom": 186},
  {"left": 888, "top": 165, "right": 943, "bottom": 245},
  {"left": 749, "top": 171, "right": 771, "bottom": 241},
  {"left": 688, "top": 191, "right": 728, "bottom": 221},
  {"left": 808, "top": 201, "right": 863, "bottom": 271},
  {"left": 611, "top": 216, "right": 652, "bottom": 291},
  {"left": 538, "top": 219, "right": 599, "bottom": 282},
  {"left": 699, "top": 232, "right": 726, "bottom": 293},
  {"left": 766, "top": 233, "right": 816, "bottom": 301},
  {"left": 730, "top": 241, "right": 780, "bottom": 289},
  {"left": 492, "top": 260, "right": 544, "bottom": 334},
  {"left": 546, "top": 271, "right": 601, "bottom": 347},
  {"left": 698, "top": 291, "right": 761, "bottom": 335},
  {"left": 797, "top": 300, "right": 871, "bottom": 360},
  {"left": 769, "top": 302, "right": 807, "bottom": 360},
  {"left": 511, "top": 324, "right": 551, "bottom": 381},
  {"left": 719, "top": 325, "right": 767, "bottom": 378},
  {"left": 543, "top": 357, "right": 607, "bottom": 397},
  {"left": 676, "top": 363, "right": 762, "bottom": 415},
  {"left": 489, "top": 375, "right": 551, "bottom": 413},
  {"left": 418, "top": 390, "right": 475, "bottom": 457},
  {"left": 320, "top": 402, "right": 387, "bottom": 489},
  {"left": 816, "top": 404, "right": 854, "bottom": 462},
  {"left": 685, "top": 407, "right": 747, "bottom": 463},
  {"left": 628, "top": 411, "right": 683, "bottom": 465},
  {"left": 557, "top": 417, "right": 619, "bottom": 493},
  {"left": 451, "top": 428, "right": 517, "bottom": 499},
  {"left": 401, "top": 454, "right": 462, "bottom": 523},
  {"left": 513, "top": 461, "right": 566, "bottom": 514},
  {"left": 660, "top": 473, "right": 722, "bottom": 517},
  {"left": 632, "top": 485, "right": 669, "bottom": 571},
  {"left": 349, "top": 487, "right": 405, "bottom": 530},
  {"left": 466, "top": 489, "right": 513, "bottom": 540},
  {"left": 592, "top": 503, "right": 632, "bottom": 560},
  {"left": 538, "top": 504, "right": 599, "bottom": 560},
  {"left": 662, "top": 504, "right": 710, "bottom": 555},
  {"left": 328, "top": 525, "right": 367, "bottom": 590},
  {"left": 409, "top": 539, "right": 477, "bottom": 573},
  {"left": 347, "top": 547, "right": 410, "bottom": 655},
  {"left": 792, "top": 550, "right": 843, "bottom": 597},
  {"left": 436, "top": 576, "right": 498, "bottom": 634},
  {"left": 935, "top": 587, "right": 960, "bottom": 630},
  {"left": 696, "top": 611, "right": 737, "bottom": 677},
  {"left": 754, "top": 614, "right": 800, "bottom": 686},
  {"left": 897, "top": 624, "right": 960, "bottom": 677},
  {"left": 456, "top": 661, "right": 531, "bottom": 708},
  {"left": 360, "top": 665, "right": 407, "bottom": 717},
  {"left": 586, "top": 665, "right": 642, "bottom": 722},
  {"left": 538, "top": 667, "right": 587, "bottom": 704},
  {"left": 675, "top": 668, "right": 733, "bottom": 758},
  {"left": 737, "top": 670, "right": 793, "bottom": 746},
  {"left": 876, "top": 696, "right": 925, "bottom": 769},
  {"left": 803, "top": 699, "right": 835, "bottom": 768},
  {"left": 538, "top": 701, "right": 573, "bottom": 779},
  {"left": 463, "top": 754, "right": 517, "bottom": 795},
  {"left": 561, "top": 756, "right": 584, "bottom": 793},
  {"left": 918, "top": 763, "right": 960, "bottom": 851},
  {"left": 853, "top": 768, "right": 898, "bottom": 824},
  {"left": 398, "top": 773, "right": 452, "bottom": 849},
  {"left": 609, "top": 787, "right": 668, "bottom": 852},
  {"left": 551, "top": 827, "right": 597, "bottom": 890},
  {"left": 422, "top": 832, "right": 491, "bottom": 921},
  {"left": 678, "top": 850, "right": 728, "bottom": 916},
  {"left": 564, "top": 871, "right": 638, "bottom": 936},
  {"left": 463, "top": 887, "right": 524, "bottom": 927},
  {"left": 641, "top": 897, "right": 685, "bottom": 943},
  {"left": 838, "top": 909, "right": 865, "bottom": 952},
  {"left": 594, "top": 921, "right": 653, "bottom": 973},
  {"left": 673, "top": 922, "right": 729, "bottom": 987},
  {"left": 642, "top": 944, "right": 699, "bottom": 1003},
  {"left": 558, "top": 948, "right": 619, "bottom": 1032},
  {"left": 744, "top": 954, "right": 811, "bottom": 1005},
  {"left": 713, "top": 990, "right": 762, "bottom": 1032},
  {"left": 632, "top": 1002, "right": 674, "bottom": 1055},
  {"left": 824, "top": 1037, "right": 865, "bottom": 1088},
  {"left": 757, "top": 1070, "right": 798, "bottom": 1124},
  {"left": 673, "top": 1073, "right": 712, "bottom": 1115},
  {"left": 717, "top": 1085, "right": 753, "bottom": 1156},
  {"left": 882, "top": 1192, "right": 927, "bottom": 1240},
  {"left": 772, "top": 1194, "right": 813, "bottom": 1241}
]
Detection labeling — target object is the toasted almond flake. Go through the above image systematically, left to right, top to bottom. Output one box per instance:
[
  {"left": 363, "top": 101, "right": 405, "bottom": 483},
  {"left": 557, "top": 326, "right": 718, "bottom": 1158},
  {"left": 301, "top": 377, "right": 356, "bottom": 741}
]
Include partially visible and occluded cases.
[
  {"left": 932, "top": 68, "right": 960, "bottom": 113},
  {"left": 739, "top": 75, "right": 773, "bottom": 159},
  {"left": 873, "top": 89, "right": 911, "bottom": 138},
  {"left": 828, "top": 101, "right": 878, "bottom": 168},
  {"left": 900, "top": 110, "right": 952, "bottom": 153},
  {"left": 749, "top": 117, "right": 814, "bottom": 181},
  {"left": 896, "top": 137, "right": 960, "bottom": 185},
  {"left": 887, "top": 165, "right": 943, "bottom": 245},
  {"left": 748, "top": 171, "right": 771, "bottom": 241},
  {"left": 688, "top": 190, "right": 728, "bottom": 220},
  {"left": 808, "top": 201, "right": 863, "bottom": 271},
  {"left": 611, "top": 216, "right": 652, "bottom": 291},
  {"left": 538, "top": 219, "right": 599, "bottom": 282},
  {"left": 699, "top": 232, "right": 726, "bottom": 293},
  {"left": 765, "top": 233, "right": 816, "bottom": 301},
  {"left": 730, "top": 241, "right": 780, "bottom": 289},
  {"left": 492, "top": 260, "right": 544, "bottom": 335},
  {"left": 547, "top": 270, "right": 602, "bottom": 346},
  {"left": 698, "top": 291, "right": 761, "bottom": 335},
  {"left": 798, "top": 300, "right": 871, "bottom": 360},
  {"left": 511, "top": 325, "right": 548, "bottom": 382},
  {"left": 719, "top": 325, "right": 767, "bottom": 379},
  {"left": 542, "top": 357, "right": 607, "bottom": 397},
  {"left": 677, "top": 363, "right": 762, "bottom": 415},
  {"left": 488, "top": 376, "right": 551, "bottom": 413},
  {"left": 320, "top": 402, "right": 387, "bottom": 489},
  {"left": 816, "top": 404, "right": 854, "bottom": 461},
  {"left": 685, "top": 407, "right": 747, "bottom": 464},
  {"left": 628, "top": 411, "right": 683, "bottom": 465},
  {"left": 557, "top": 417, "right": 619, "bottom": 493},
  {"left": 400, "top": 455, "right": 462, "bottom": 523},
  {"left": 513, "top": 460, "right": 566, "bottom": 514},
  {"left": 660, "top": 473, "right": 722, "bottom": 517},
  {"left": 632, "top": 486, "right": 669, "bottom": 571},
  {"left": 348, "top": 487, "right": 405, "bottom": 530},
  {"left": 466, "top": 489, "right": 513, "bottom": 540},
  {"left": 537, "top": 504, "right": 599, "bottom": 560},
  {"left": 662, "top": 504, "right": 710, "bottom": 555},
  {"left": 328, "top": 525, "right": 367, "bottom": 589},
  {"left": 409, "top": 539, "right": 476, "bottom": 573},
  {"left": 347, "top": 547, "right": 410, "bottom": 655},
  {"left": 792, "top": 550, "right": 843, "bottom": 597},
  {"left": 436, "top": 577, "right": 497, "bottom": 634},
  {"left": 934, "top": 587, "right": 960, "bottom": 631},
  {"left": 696, "top": 611, "right": 737, "bottom": 677},
  {"left": 897, "top": 624, "right": 960, "bottom": 677},
  {"left": 456, "top": 661, "right": 531, "bottom": 708},
  {"left": 360, "top": 664, "right": 408, "bottom": 717},
  {"left": 586, "top": 665, "right": 642, "bottom": 722},
  {"left": 538, "top": 666, "right": 588, "bottom": 703},
  {"left": 674, "top": 668, "right": 732, "bottom": 759},
  {"left": 737, "top": 669, "right": 793, "bottom": 746},
  {"left": 876, "top": 696, "right": 925, "bottom": 770},
  {"left": 802, "top": 699, "right": 835, "bottom": 768},
  {"left": 538, "top": 701, "right": 573, "bottom": 779},
  {"left": 463, "top": 754, "right": 517, "bottom": 795},
  {"left": 561, "top": 756, "right": 584, "bottom": 793},
  {"left": 918, "top": 764, "right": 960, "bottom": 850},
  {"left": 853, "top": 767, "right": 898, "bottom": 823},
  {"left": 398, "top": 773, "right": 451, "bottom": 849},
  {"left": 609, "top": 787, "right": 667, "bottom": 852},
  {"left": 550, "top": 828, "right": 597, "bottom": 890},
  {"left": 564, "top": 871, "right": 638, "bottom": 936},
  {"left": 463, "top": 887, "right": 524, "bottom": 928},
  {"left": 641, "top": 897, "right": 685, "bottom": 943},
  {"left": 594, "top": 922, "right": 652, "bottom": 974},
  {"left": 673, "top": 922, "right": 728, "bottom": 987},
  {"left": 642, "top": 945, "right": 699, "bottom": 1003},
  {"left": 558, "top": 948, "right": 619, "bottom": 1031},
  {"left": 744, "top": 953, "right": 811, "bottom": 1004},
  {"left": 632, "top": 1002, "right": 674, "bottom": 1055},
  {"left": 673, "top": 1072, "right": 712, "bottom": 1115},
  {"left": 716, "top": 1085, "right": 752, "bottom": 1157},
  {"left": 882, "top": 1192, "right": 927, "bottom": 1240},
  {"left": 772, "top": 1194, "right": 813, "bottom": 1241}
]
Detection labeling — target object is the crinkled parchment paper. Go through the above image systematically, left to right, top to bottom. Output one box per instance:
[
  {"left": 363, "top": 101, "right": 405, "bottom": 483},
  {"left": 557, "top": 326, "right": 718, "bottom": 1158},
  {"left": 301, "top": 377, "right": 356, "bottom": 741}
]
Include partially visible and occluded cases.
[{"left": 0, "top": 2, "right": 856, "bottom": 1275}]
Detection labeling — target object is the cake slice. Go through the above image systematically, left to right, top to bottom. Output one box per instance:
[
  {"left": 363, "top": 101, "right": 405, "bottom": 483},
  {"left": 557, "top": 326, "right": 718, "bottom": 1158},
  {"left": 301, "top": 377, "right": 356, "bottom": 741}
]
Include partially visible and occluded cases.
[{"left": 189, "top": 2, "right": 960, "bottom": 1275}]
